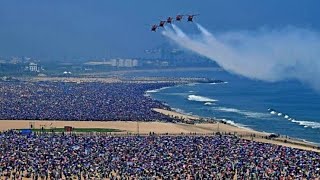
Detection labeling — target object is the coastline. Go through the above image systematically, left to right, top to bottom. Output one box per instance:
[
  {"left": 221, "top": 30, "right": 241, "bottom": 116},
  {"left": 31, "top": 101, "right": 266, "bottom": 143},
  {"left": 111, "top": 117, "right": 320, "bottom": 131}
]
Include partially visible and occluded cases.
[
  {"left": 146, "top": 84, "right": 320, "bottom": 152},
  {"left": 153, "top": 107, "right": 320, "bottom": 152}
]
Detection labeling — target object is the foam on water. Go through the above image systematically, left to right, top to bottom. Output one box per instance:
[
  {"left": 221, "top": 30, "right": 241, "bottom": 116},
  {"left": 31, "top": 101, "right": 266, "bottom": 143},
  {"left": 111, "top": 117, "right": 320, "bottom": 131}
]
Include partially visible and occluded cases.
[
  {"left": 210, "top": 81, "right": 229, "bottom": 85},
  {"left": 145, "top": 87, "right": 171, "bottom": 93},
  {"left": 146, "top": 89, "right": 159, "bottom": 93},
  {"left": 188, "top": 95, "right": 218, "bottom": 102},
  {"left": 204, "top": 102, "right": 214, "bottom": 106},
  {"left": 216, "top": 107, "right": 271, "bottom": 119},
  {"left": 217, "top": 107, "right": 241, "bottom": 113},
  {"left": 268, "top": 109, "right": 320, "bottom": 129},
  {"left": 217, "top": 118, "right": 253, "bottom": 130},
  {"left": 224, "top": 119, "right": 238, "bottom": 126},
  {"left": 290, "top": 119, "right": 320, "bottom": 129}
]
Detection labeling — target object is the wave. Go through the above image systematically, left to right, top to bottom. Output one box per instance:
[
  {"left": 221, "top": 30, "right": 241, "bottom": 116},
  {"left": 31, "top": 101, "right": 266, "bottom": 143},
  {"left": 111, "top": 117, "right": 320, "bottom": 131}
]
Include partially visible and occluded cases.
[
  {"left": 210, "top": 81, "right": 229, "bottom": 85},
  {"left": 145, "top": 87, "right": 170, "bottom": 93},
  {"left": 146, "top": 89, "right": 159, "bottom": 93},
  {"left": 187, "top": 95, "right": 218, "bottom": 102},
  {"left": 204, "top": 102, "right": 215, "bottom": 106},
  {"left": 216, "top": 107, "right": 271, "bottom": 119},
  {"left": 217, "top": 107, "right": 241, "bottom": 113},
  {"left": 268, "top": 108, "right": 320, "bottom": 129},
  {"left": 217, "top": 118, "right": 253, "bottom": 130},
  {"left": 224, "top": 119, "right": 238, "bottom": 126},
  {"left": 290, "top": 119, "right": 320, "bottom": 129},
  {"left": 302, "top": 139, "right": 320, "bottom": 146}
]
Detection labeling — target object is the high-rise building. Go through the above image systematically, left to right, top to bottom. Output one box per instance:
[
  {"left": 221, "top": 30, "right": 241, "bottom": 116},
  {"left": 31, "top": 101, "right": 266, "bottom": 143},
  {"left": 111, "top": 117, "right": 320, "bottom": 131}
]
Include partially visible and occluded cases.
[
  {"left": 110, "top": 59, "right": 117, "bottom": 67},
  {"left": 118, "top": 59, "right": 124, "bottom": 67},
  {"left": 124, "top": 59, "right": 132, "bottom": 67},
  {"left": 132, "top": 59, "right": 138, "bottom": 67}
]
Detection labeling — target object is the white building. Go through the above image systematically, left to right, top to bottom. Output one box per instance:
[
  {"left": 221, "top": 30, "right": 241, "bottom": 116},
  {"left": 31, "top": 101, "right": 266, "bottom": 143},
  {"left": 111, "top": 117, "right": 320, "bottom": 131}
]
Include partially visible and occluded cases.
[
  {"left": 109, "top": 59, "right": 118, "bottom": 67},
  {"left": 118, "top": 59, "right": 124, "bottom": 67},
  {"left": 118, "top": 59, "right": 139, "bottom": 67},
  {"left": 124, "top": 59, "right": 132, "bottom": 67},
  {"left": 132, "top": 59, "right": 138, "bottom": 67},
  {"left": 29, "top": 63, "right": 39, "bottom": 72}
]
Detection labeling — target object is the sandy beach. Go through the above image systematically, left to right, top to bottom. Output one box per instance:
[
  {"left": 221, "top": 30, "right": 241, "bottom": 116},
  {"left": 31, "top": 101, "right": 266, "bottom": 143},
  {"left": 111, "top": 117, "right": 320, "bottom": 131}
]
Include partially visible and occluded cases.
[
  {"left": 1, "top": 108, "right": 319, "bottom": 153},
  {"left": 0, "top": 109, "right": 261, "bottom": 136},
  {"left": 0, "top": 119, "right": 244, "bottom": 135}
]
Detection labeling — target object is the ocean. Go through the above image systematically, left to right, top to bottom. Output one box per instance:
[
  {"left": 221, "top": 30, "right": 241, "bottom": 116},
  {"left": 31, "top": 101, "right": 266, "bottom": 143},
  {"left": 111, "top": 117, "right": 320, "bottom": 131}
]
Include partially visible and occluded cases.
[{"left": 131, "top": 69, "right": 320, "bottom": 145}]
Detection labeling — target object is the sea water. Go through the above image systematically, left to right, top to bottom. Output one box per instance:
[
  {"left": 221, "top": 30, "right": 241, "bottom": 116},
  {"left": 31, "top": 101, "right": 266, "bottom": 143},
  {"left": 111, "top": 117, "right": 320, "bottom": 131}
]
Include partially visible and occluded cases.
[{"left": 134, "top": 70, "right": 320, "bottom": 144}]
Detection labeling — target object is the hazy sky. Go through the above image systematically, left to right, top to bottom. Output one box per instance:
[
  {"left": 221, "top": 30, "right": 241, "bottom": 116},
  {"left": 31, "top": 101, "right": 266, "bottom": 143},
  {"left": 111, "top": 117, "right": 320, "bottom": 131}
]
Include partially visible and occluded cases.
[{"left": 0, "top": 0, "right": 320, "bottom": 60}]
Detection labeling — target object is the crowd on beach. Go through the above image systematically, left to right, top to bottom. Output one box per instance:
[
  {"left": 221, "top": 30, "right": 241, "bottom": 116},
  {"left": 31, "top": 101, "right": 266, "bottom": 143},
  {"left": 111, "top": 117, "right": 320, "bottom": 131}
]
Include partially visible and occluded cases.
[
  {"left": 0, "top": 82, "right": 175, "bottom": 121},
  {"left": 0, "top": 131, "right": 319, "bottom": 179}
]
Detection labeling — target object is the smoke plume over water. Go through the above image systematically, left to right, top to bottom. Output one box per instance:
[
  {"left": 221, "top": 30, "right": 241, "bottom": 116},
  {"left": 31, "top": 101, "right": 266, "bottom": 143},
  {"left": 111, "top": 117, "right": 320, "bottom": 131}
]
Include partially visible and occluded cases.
[{"left": 162, "top": 24, "right": 320, "bottom": 90}]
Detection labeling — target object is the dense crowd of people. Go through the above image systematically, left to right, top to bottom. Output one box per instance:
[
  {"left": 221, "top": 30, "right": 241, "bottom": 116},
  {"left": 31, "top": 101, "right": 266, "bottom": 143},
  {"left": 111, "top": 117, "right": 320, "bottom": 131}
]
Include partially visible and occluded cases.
[
  {"left": 0, "top": 82, "right": 175, "bottom": 121},
  {"left": 0, "top": 132, "right": 319, "bottom": 179}
]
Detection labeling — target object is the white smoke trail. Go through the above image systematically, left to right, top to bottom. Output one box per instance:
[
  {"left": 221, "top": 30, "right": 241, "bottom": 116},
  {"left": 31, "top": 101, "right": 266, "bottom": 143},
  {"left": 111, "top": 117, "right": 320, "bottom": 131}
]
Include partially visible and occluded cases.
[{"left": 162, "top": 24, "right": 320, "bottom": 90}]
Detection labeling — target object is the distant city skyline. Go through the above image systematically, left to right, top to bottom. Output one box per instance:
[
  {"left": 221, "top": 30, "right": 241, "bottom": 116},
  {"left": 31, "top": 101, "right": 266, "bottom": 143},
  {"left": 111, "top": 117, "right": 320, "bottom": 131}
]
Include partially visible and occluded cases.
[{"left": 0, "top": 0, "right": 320, "bottom": 60}]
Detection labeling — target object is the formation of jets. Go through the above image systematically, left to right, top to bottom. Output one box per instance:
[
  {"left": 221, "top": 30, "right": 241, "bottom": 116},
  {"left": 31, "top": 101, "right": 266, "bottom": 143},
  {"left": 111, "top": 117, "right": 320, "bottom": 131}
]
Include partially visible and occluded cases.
[{"left": 151, "top": 14, "right": 199, "bottom": 32}]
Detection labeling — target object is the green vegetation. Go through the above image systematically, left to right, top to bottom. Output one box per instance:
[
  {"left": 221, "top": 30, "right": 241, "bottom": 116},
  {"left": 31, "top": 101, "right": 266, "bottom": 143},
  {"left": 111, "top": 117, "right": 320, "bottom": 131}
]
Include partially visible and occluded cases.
[{"left": 19, "top": 128, "right": 122, "bottom": 133}]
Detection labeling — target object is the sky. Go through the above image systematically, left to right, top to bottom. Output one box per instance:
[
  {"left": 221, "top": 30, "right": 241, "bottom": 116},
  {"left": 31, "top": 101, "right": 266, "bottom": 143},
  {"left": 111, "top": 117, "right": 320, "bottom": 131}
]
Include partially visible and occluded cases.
[{"left": 0, "top": 0, "right": 320, "bottom": 60}]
